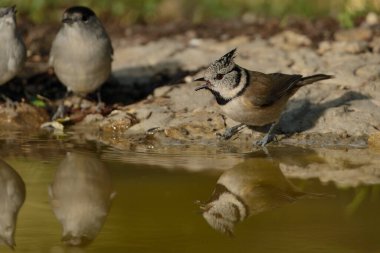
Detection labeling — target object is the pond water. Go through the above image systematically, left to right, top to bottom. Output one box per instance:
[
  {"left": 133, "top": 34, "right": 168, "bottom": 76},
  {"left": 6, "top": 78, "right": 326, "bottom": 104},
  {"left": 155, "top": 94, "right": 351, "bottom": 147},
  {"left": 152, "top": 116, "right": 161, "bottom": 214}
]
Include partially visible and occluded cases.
[{"left": 0, "top": 131, "right": 379, "bottom": 253}]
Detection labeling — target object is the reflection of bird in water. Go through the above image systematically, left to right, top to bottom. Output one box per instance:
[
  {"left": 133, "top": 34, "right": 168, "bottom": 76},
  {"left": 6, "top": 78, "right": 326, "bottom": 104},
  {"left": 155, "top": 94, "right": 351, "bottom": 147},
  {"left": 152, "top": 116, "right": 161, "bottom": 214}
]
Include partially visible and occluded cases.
[
  {"left": 49, "top": 152, "right": 116, "bottom": 246},
  {"left": 198, "top": 158, "right": 327, "bottom": 236},
  {"left": 0, "top": 159, "right": 26, "bottom": 250}
]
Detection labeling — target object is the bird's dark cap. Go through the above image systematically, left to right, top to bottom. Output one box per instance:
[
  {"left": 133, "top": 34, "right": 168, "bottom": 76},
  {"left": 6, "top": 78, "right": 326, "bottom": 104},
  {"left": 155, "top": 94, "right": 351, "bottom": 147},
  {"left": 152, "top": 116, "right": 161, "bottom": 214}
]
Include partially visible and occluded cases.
[
  {"left": 0, "top": 5, "right": 16, "bottom": 17},
  {"left": 62, "top": 6, "right": 96, "bottom": 23},
  {"left": 64, "top": 6, "right": 96, "bottom": 17}
]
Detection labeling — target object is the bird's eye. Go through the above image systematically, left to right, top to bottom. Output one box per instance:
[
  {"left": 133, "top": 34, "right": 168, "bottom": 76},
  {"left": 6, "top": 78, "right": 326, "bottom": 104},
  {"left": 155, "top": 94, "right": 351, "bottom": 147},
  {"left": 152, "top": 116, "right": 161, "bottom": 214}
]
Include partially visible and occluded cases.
[
  {"left": 82, "top": 16, "right": 89, "bottom": 22},
  {"left": 216, "top": 74, "right": 224, "bottom": 80}
]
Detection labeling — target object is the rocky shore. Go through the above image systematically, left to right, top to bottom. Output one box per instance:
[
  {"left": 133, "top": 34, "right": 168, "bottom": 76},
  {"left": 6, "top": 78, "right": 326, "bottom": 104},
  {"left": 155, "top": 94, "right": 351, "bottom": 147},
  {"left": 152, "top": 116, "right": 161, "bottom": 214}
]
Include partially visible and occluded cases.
[{"left": 1, "top": 20, "right": 380, "bottom": 150}]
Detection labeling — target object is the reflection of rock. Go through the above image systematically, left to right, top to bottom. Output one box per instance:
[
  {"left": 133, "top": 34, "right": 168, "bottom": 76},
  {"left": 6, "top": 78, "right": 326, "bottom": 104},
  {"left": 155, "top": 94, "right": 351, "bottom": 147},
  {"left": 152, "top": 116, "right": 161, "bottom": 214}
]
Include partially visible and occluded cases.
[
  {"left": 280, "top": 148, "right": 380, "bottom": 187},
  {"left": 49, "top": 152, "right": 116, "bottom": 246},
  {"left": 199, "top": 158, "right": 322, "bottom": 236},
  {"left": 0, "top": 159, "right": 26, "bottom": 249}
]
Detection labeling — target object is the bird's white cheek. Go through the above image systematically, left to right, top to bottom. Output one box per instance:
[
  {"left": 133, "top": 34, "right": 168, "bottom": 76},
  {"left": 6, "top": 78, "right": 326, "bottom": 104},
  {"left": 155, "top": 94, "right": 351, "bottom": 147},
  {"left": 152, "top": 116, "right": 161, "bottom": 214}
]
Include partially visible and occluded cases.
[{"left": 4, "top": 17, "right": 15, "bottom": 26}]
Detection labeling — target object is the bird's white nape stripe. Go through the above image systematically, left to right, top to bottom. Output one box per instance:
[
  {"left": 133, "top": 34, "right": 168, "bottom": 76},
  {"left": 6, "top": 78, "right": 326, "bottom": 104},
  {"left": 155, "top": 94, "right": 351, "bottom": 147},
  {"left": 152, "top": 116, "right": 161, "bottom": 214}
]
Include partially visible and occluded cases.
[{"left": 218, "top": 192, "right": 248, "bottom": 221}]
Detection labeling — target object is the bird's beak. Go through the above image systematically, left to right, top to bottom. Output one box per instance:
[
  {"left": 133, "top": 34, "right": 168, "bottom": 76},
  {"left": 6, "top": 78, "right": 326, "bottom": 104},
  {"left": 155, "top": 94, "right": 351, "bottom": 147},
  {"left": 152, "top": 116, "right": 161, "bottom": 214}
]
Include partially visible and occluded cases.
[
  {"left": 62, "top": 17, "right": 73, "bottom": 24},
  {"left": 194, "top": 77, "right": 210, "bottom": 91},
  {"left": 194, "top": 77, "right": 205, "bottom": 82},
  {"left": 195, "top": 84, "right": 209, "bottom": 91},
  {"left": 195, "top": 200, "right": 211, "bottom": 212}
]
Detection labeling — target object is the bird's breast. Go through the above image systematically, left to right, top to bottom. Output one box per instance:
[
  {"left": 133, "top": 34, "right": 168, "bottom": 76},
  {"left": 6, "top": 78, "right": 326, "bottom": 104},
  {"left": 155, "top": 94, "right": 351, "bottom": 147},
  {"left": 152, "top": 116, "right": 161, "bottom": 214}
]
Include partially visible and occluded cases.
[
  {"left": 51, "top": 30, "right": 112, "bottom": 93},
  {"left": 220, "top": 96, "right": 289, "bottom": 126}
]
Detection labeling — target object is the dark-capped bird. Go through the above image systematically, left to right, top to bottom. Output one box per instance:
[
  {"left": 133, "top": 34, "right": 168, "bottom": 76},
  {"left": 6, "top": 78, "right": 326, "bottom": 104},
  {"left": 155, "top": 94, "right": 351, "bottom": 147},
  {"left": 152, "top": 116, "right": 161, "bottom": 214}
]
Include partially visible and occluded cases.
[{"left": 195, "top": 49, "right": 332, "bottom": 146}]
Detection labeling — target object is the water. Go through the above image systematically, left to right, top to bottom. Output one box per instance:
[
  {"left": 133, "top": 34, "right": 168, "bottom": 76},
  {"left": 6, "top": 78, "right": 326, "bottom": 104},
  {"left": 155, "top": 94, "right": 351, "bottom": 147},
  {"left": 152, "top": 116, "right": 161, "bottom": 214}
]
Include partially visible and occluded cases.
[{"left": 0, "top": 131, "right": 379, "bottom": 253}]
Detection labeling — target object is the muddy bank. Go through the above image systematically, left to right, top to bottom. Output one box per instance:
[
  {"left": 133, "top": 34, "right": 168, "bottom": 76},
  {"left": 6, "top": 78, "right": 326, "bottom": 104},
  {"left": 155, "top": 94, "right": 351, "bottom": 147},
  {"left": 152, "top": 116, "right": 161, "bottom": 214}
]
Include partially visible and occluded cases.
[
  {"left": 0, "top": 18, "right": 380, "bottom": 148},
  {"left": 76, "top": 26, "right": 380, "bottom": 148}
]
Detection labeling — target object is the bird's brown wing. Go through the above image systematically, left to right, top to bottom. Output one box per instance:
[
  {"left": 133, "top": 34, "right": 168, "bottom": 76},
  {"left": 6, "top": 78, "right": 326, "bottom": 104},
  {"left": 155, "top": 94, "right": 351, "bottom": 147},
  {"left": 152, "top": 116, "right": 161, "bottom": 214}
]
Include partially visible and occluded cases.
[{"left": 246, "top": 71, "right": 303, "bottom": 107}]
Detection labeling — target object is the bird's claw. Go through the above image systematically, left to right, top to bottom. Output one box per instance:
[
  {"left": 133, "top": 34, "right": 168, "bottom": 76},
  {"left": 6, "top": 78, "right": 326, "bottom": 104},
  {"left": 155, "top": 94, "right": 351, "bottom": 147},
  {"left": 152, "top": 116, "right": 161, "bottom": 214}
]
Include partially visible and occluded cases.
[
  {"left": 1, "top": 95, "right": 17, "bottom": 109},
  {"left": 95, "top": 102, "right": 105, "bottom": 113},
  {"left": 52, "top": 104, "right": 66, "bottom": 121},
  {"left": 217, "top": 124, "right": 246, "bottom": 140},
  {"left": 216, "top": 129, "right": 235, "bottom": 140},
  {"left": 255, "top": 134, "right": 275, "bottom": 147}
]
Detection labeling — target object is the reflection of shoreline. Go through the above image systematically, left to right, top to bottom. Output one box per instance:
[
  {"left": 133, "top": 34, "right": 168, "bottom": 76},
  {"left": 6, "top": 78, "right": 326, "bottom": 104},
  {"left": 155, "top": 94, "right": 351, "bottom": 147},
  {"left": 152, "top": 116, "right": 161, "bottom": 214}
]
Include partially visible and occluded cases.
[
  {"left": 1, "top": 130, "right": 379, "bottom": 187},
  {"left": 102, "top": 146, "right": 380, "bottom": 187},
  {"left": 279, "top": 148, "right": 380, "bottom": 188},
  {"left": 49, "top": 152, "right": 116, "bottom": 246},
  {"left": 199, "top": 158, "right": 327, "bottom": 236},
  {"left": 0, "top": 159, "right": 26, "bottom": 249}
]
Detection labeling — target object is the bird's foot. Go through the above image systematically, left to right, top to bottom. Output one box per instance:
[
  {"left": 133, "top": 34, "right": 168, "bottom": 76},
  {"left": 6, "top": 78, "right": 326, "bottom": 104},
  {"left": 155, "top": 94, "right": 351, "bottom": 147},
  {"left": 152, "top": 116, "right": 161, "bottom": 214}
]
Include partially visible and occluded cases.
[
  {"left": 1, "top": 95, "right": 17, "bottom": 109},
  {"left": 95, "top": 102, "right": 105, "bottom": 114},
  {"left": 52, "top": 103, "right": 66, "bottom": 121},
  {"left": 217, "top": 123, "right": 246, "bottom": 140},
  {"left": 254, "top": 133, "right": 276, "bottom": 147}
]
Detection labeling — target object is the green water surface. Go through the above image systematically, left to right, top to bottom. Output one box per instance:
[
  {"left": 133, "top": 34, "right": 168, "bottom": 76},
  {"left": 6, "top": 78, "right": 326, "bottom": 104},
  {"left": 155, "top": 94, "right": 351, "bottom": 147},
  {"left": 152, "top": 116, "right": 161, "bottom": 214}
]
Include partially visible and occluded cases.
[{"left": 0, "top": 132, "right": 379, "bottom": 253}]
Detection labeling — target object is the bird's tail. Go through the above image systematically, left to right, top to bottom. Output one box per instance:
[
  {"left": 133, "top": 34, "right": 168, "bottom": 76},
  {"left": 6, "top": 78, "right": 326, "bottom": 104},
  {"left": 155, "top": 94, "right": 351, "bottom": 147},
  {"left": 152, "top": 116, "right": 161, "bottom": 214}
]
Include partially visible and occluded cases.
[{"left": 299, "top": 74, "right": 333, "bottom": 86}]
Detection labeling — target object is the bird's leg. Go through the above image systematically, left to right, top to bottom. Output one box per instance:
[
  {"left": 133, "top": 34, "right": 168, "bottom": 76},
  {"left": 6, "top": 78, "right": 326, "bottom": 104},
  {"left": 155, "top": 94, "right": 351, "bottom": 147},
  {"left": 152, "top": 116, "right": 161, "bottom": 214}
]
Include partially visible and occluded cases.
[
  {"left": 95, "top": 90, "right": 105, "bottom": 113},
  {"left": 52, "top": 91, "right": 70, "bottom": 121},
  {"left": 1, "top": 94, "right": 17, "bottom": 108},
  {"left": 255, "top": 122, "right": 278, "bottom": 147},
  {"left": 218, "top": 123, "right": 246, "bottom": 140}
]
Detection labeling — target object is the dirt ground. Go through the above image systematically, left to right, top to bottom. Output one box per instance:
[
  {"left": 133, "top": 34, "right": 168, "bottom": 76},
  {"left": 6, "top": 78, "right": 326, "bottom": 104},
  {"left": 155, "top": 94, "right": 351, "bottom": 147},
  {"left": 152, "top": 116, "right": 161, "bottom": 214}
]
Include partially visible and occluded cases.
[{"left": 1, "top": 16, "right": 380, "bottom": 149}]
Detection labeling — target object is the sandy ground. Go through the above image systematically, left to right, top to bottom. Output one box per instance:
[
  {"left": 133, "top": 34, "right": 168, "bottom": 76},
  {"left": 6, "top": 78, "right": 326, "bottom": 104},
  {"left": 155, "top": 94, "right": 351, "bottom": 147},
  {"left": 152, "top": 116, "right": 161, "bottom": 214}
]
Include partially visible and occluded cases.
[{"left": 0, "top": 17, "right": 380, "bottom": 150}]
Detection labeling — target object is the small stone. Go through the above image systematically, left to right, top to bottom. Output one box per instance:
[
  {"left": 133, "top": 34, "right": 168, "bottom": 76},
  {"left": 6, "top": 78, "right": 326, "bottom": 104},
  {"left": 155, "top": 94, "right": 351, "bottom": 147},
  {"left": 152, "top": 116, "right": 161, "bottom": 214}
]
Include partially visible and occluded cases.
[
  {"left": 365, "top": 12, "right": 379, "bottom": 26},
  {"left": 334, "top": 28, "right": 373, "bottom": 42},
  {"left": 270, "top": 30, "right": 311, "bottom": 49},
  {"left": 370, "top": 37, "right": 380, "bottom": 53},
  {"left": 189, "top": 38, "right": 203, "bottom": 47},
  {"left": 318, "top": 41, "right": 332, "bottom": 54},
  {"left": 326, "top": 41, "right": 369, "bottom": 54},
  {"left": 343, "top": 41, "right": 368, "bottom": 54},
  {"left": 355, "top": 64, "right": 380, "bottom": 78},
  {"left": 184, "top": 76, "right": 193, "bottom": 83},
  {"left": 153, "top": 86, "right": 173, "bottom": 97},
  {"left": 132, "top": 107, "right": 153, "bottom": 120},
  {"left": 127, "top": 109, "right": 174, "bottom": 134},
  {"left": 99, "top": 110, "right": 137, "bottom": 133},
  {"left": 81, "top": 114, "right": 104, "bottom": 124},
  {"left": 40, "top": 121, "right": 64, "bottom": 131},
  {"left": 164, "top": 127, "right": 189, "bottom": 140},
  {"left": 368, "top": 132, "right": 380, "bottom": 151}
]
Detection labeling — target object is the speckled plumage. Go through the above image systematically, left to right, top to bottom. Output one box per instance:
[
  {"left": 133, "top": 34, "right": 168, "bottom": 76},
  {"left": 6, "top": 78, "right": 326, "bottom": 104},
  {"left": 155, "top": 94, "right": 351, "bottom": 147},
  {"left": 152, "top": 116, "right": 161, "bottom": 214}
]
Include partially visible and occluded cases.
[
  {"left": 198, "top": 48, "right": 333, "bottom": 127},
  {"left": 196, "top": 49, "right": 332, "bottom": 146}
]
